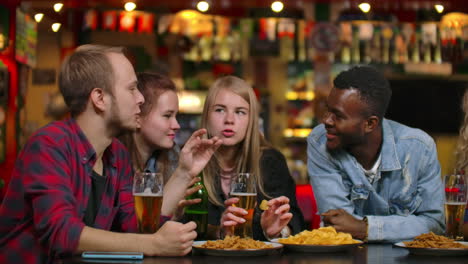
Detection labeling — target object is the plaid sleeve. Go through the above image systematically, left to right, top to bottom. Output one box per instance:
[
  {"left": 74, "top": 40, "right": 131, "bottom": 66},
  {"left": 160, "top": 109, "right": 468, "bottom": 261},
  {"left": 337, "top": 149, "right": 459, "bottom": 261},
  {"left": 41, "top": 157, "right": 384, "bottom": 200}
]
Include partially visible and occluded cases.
[
  {"left": 22, "top": 134, "right": 85, "bottom": 254},
  {"left": 112, "top": 145, "right": 138, "bottom": 232}
]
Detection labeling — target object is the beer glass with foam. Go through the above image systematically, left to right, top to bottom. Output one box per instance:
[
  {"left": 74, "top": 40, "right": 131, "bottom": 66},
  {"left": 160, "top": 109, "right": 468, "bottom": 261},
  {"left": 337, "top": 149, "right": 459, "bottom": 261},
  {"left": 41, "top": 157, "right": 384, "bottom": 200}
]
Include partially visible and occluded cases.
[
  {"left": 133, "top": 172, "right": 164, "bottom": 233},
  {"left": 230, "top": 173, "right": 257, "bottom": 238},
  {"left": 444, "top": 173, "right": 467, "bottom": 240}
]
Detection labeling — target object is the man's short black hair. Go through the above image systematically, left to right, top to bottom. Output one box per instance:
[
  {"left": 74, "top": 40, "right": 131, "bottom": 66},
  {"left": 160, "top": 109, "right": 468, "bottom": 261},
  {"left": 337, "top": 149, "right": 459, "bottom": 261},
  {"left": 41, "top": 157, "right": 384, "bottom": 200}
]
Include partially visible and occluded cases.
[{"left": 333, "top": 65, "right": 392, "bottom": 121}]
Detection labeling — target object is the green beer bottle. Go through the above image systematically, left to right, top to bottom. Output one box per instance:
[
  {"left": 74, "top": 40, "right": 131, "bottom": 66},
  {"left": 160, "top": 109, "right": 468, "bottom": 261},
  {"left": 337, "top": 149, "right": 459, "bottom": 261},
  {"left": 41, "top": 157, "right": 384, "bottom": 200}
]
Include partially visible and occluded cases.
[{"left": 185, "top": 174, "right": 208, "bottom": 240}]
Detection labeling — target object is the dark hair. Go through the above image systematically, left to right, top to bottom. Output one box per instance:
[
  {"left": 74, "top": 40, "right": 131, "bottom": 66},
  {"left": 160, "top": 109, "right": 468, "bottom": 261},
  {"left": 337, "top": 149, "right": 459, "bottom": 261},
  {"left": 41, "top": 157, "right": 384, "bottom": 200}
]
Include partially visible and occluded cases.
[
  {"left": 333, "top": 66, "right": 392, "bottom": 121},
  {"left": 119, "top": 72, "right": 177, "bottom": 181},
  {"left": 137, "top": 72, "right": 176, "bottom": 117}
]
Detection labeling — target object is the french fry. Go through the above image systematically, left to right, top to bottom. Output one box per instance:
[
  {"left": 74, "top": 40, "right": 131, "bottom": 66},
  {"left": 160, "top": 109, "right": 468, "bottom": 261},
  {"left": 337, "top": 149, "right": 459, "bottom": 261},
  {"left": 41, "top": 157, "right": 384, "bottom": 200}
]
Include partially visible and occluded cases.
[
  {"left": 259, "top": 200, "right": 269, "bottom": 210},
  {"left": 278, "top": 226, "right": 360, "bottom": 245},
  {"left": 403, "top": 232, "right": 468, "bottom": 249},
  {"left": 200, "top": 236, "right": 273, "bottom": 249}
]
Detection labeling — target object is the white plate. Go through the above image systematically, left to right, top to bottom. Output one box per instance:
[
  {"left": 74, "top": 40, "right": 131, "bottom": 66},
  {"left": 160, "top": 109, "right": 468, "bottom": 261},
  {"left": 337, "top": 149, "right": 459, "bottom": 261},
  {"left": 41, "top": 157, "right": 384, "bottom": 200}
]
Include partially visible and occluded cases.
[
  {"left": 271, "top": 238, "right": 364, "bottom": 253},
  {"left": 192, "top": 241, "right": 283, "bottom": 257},
  {"left": 394, "top": 241, "right": 468, "bottom": 256}
]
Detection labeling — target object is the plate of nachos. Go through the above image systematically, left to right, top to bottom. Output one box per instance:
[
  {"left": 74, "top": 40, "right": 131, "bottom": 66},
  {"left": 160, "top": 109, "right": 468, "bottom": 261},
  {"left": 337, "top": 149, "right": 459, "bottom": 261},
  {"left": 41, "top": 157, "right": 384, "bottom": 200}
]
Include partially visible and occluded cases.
[
  {"left": 272, "top": 226, "right": 363, "bottom": 253},
  {"left": 394, "top": 232, "right": 468, "bottom": 256},
  {"left": 192, "top": 236, "right": 283, "bottom": 256}
]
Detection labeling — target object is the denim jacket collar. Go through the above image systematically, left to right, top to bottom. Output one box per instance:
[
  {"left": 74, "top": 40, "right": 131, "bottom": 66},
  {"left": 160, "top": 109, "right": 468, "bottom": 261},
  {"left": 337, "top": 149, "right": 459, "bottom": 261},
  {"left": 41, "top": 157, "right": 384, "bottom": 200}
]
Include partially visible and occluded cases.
[{"left": 380, "top": 119, "right": 402, "bottom": 172}]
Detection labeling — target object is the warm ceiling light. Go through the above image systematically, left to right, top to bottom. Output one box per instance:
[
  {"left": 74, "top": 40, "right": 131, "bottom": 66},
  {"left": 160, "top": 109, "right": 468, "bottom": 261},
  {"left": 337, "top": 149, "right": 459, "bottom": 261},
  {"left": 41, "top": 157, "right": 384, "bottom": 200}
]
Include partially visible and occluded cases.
[
  {"left": 197, "top": 1, "right": 209, "bottom": 12},
  {"left": 271, "top": 1, "right": 284, "bottom": 13},
  {"left": 124, "top": 2, "right": 137, "bottom": 12},
  {"left": 53, "top": 3, "right": 63, "bottom": 12},
  {"left": 358, "top": 3, "right": 371, "bottom": 13},
  {"left": 435, "top": 4, "right": 444, "bottom": 13},
  {"left": 34, "top": 13, "right": 44, "bottom": 23},
  {"left": 51, "top": 23, "right": 61, "bottom": 32}
]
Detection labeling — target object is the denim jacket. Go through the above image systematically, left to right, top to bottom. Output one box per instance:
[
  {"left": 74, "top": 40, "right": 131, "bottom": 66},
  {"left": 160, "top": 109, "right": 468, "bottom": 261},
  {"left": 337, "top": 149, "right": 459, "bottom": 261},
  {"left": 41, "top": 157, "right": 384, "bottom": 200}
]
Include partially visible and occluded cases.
[{"left": 307, "top": 119, "right": 445, "bottom": 242}]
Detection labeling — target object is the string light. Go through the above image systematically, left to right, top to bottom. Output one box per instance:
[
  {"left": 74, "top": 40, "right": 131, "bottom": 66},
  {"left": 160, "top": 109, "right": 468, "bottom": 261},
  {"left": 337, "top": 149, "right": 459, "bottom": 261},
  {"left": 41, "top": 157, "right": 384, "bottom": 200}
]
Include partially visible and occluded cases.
[
  {"left": 197, "top": 1, "right": 209, "bottom": 12},
  {"left": 271, "top": 1, "right": 284, "bottom": 13},
  {"left": 124, "top": 2, "right": 137, "bottom": 12},
  {"left": 53, "top": 3, "right": 63, "bottom": 12},
  {"left": 358, "top": 3, "right": 371, "bottom": 13},
  {"left": 435, "top": 4, "right": 444, "bottom": 13},
  {"left": 34, "top": 13, "right": 44, "bottom": 23},
  {"left": 51, "top": 23, "right": 61, "bottom": 32}
]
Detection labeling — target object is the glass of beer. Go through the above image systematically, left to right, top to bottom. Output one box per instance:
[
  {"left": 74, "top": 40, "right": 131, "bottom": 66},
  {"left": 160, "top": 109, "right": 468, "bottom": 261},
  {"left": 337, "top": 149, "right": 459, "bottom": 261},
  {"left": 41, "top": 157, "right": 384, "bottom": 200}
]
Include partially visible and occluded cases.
[
  {"left": 133, "top": 172, "right": 164, "bottom": 234},
  {"left": 229, "top": 173, "right": 257, "bottom": 238},
  {"left": 444, "top": 173, "right": 467, "bottom": 240}
]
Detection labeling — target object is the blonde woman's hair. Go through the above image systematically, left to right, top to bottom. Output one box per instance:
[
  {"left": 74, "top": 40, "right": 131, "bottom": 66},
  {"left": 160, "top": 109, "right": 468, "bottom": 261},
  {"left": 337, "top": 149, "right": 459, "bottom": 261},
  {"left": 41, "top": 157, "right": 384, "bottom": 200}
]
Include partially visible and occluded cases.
[
  {"left": 201, "top": 75, "right": 268, "bottom": 206},
  {"left": 455, "top": 89, "right": 468, "bottom": 172}
]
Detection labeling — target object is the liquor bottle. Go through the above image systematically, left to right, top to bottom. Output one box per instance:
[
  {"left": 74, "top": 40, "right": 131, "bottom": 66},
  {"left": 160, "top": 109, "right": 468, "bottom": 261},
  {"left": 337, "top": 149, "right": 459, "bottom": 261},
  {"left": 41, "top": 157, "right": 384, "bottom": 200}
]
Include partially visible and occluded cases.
[
  {"left": 351, "top": 27, "right": 360, "bottom": 64},
  {"left": 370, "top": 27, "right": 381, "bottom": 63},
  {"left": 381, "top": 27, "right": 393, "bottom": 64},
  {"left": 434, "top": 28, "right": 442, "bottom": 64},
  {"left": 411, "top": 31, "right": 420, "bottom": 63},
  {"left": 392, "top": 33, "right": 400, "bottom": 64},
  {"left": 455, "top": 36, "right": 465, "bottom": 64},
  {"left": 363, "top": 39, "right": 371, "bottom": 64},
  {"left": 382, "top": 39, "right": 390, "bottom": 64},
  {"left": 423, "top": 41, "right": 432, "bottom": 63},
  {"left": 341, "top": 44, "right": 351, "bottom": 64},
  {"left": 185, "top": 173, "right": 208, "bottom": 240}
]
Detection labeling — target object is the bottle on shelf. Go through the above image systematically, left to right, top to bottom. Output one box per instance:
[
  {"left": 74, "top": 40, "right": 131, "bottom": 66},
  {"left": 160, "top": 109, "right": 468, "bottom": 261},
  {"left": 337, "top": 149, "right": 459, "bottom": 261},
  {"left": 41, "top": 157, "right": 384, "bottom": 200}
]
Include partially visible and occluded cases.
[
  {"left": 351, "top": 27, "right": 360, "bottom": 64},
  {"left": 370, "top": 27, "right": 381, "bottom": 63},
  {"left": 434, "top": 27, "right": 442, "bottom": 64},
  {"left": 411, "top": 30, "right": 421, "bottom": 63},
  {"left": 340, "top": 44, "right": 351, "bottom": 64},
  {"left": 185, "top": 173, "right": 209, "bottom": 240}
]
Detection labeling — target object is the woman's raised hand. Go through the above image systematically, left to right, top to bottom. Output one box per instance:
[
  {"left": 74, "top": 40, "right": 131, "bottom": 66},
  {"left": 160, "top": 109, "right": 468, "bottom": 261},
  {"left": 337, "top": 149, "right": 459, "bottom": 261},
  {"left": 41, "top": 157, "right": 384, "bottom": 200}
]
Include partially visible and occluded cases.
[
  {"left": 178, "top": 129, "right": 222, "bottom": 178},
  {"left": 260, "top": 196, "right": 293, "bottom": 238}
]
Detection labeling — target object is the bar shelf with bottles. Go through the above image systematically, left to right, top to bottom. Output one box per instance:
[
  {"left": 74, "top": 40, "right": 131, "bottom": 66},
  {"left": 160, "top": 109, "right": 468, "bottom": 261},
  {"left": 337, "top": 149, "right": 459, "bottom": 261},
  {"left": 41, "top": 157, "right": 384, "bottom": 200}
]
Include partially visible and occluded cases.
[{"left": 332, "top": 19, "right": 466, "bottom": 76}]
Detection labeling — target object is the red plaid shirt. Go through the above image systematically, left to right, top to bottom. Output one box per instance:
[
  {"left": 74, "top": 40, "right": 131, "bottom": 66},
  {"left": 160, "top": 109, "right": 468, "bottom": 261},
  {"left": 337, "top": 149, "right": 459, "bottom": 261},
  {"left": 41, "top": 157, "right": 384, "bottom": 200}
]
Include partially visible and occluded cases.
[{"left": 0, "top": 119, "right": 137, "bottom": 263}]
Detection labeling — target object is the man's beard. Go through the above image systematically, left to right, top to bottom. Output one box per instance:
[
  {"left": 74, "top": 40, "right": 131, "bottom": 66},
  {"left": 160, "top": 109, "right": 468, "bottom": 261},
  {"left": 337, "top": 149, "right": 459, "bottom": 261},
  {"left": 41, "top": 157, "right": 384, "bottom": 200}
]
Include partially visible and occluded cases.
[{"left": 107, "top": 100, "right": 137, "bottom": 138}]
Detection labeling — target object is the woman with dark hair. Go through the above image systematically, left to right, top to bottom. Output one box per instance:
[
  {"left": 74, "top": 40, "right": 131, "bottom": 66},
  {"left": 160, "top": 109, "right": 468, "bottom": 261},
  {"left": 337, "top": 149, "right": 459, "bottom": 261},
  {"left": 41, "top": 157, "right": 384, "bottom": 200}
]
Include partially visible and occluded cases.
[{"left": 120, "top": 72, "right": 222, "bottom": 218}]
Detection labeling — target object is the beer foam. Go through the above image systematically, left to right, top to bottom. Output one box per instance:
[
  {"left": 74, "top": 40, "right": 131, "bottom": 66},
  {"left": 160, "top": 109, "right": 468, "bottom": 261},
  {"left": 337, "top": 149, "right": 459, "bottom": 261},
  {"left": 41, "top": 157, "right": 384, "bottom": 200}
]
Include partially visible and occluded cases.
[
  {"left": 133, "top": 187, "right": 163, "bottom": 196},
  {"left": 230, "top": 192, "right": 257, "bottom": 196},
  {"left": 133, "top": 193, "right": 163, "bottom": 197},
  {"left": 445, "top": 202, "right": 466, "bottom": 205}
]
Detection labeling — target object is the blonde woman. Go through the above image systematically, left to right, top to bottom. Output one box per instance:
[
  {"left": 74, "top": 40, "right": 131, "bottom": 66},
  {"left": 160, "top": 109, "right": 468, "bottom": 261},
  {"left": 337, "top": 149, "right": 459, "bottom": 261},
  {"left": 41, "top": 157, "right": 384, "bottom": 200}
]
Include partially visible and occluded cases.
[
  {"left": 201, "top": 76, "right": 304, "bottom": 240},
  {"left": 454, "top": 89, "right": 468, "bottom": 241}
]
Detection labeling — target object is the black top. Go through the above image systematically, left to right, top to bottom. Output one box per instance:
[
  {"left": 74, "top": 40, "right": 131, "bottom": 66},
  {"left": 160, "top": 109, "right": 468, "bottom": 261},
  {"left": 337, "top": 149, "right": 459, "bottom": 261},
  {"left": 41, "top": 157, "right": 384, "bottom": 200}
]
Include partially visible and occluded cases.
[
  {"left": 208, "top": 148, "right": 305, "bottom": 240},
  {"left": 83, "top": 170, "right": 106, "bottom": 226}
]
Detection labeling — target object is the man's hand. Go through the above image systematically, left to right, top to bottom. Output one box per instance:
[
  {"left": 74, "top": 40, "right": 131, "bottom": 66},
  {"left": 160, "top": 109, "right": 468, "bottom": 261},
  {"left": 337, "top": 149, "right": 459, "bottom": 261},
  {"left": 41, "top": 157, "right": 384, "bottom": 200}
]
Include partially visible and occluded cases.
[
  {"left": 322, "top": 209, "right": 367, "bottom": 240},
  {"left": 148, "top": 221, "right": 197, "bottom": 256},
  {"left": 78, "top": 222, "right": 196, "bottom": 257}
]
